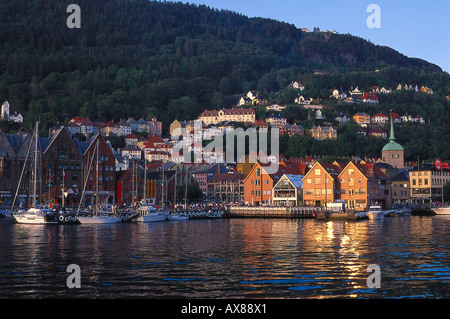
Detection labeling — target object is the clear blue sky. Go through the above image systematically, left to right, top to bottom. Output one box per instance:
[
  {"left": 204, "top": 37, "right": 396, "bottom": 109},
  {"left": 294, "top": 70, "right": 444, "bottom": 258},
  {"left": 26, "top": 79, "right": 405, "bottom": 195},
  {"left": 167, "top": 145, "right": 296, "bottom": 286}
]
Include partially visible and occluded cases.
[{"left": 173, "top": 0, "right": 450, "bottom": 73}]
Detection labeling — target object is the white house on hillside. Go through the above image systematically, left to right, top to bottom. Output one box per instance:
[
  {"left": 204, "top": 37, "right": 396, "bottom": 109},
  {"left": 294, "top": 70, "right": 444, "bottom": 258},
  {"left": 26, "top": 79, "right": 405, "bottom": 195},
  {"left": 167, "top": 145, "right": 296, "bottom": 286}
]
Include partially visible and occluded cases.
[{"left": 1, "top": 101, "right": 23, "bottom": 123}]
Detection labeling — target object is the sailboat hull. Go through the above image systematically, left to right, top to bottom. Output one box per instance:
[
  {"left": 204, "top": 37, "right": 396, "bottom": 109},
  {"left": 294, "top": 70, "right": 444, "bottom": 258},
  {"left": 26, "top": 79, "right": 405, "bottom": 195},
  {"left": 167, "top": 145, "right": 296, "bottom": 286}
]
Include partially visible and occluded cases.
[
  {"left": 431, "top": 207, "right": 450, "bottom": 215},
  {"left": 135, "top": 213, "right": 168, "bottom": 222},
  {"left": 77, "top": 216, "right": 123, "bottom": 224}
]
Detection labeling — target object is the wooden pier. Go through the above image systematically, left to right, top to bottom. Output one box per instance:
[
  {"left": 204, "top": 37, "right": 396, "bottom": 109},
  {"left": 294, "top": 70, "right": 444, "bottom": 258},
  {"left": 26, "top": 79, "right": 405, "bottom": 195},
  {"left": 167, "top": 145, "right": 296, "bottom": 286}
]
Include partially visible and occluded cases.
[{"left": 227, "top": 206, "right": 318, "bottom": 219}]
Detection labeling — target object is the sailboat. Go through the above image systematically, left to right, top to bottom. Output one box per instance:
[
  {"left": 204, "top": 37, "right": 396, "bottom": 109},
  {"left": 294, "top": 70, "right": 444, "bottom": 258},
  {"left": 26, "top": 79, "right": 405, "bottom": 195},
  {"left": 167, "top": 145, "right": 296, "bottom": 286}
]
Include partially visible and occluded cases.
[
  {"left": 12, "top": 122, "right": 58, "bottom": 224},
  {"left": 76, "top": 138, "right": 122, "bottom": 224},
  {"left": 134, "top": 154, "right": 168, "bottom": 222},
  {"left": 168, "top": 166, "right": 189, "bottom": 221}
]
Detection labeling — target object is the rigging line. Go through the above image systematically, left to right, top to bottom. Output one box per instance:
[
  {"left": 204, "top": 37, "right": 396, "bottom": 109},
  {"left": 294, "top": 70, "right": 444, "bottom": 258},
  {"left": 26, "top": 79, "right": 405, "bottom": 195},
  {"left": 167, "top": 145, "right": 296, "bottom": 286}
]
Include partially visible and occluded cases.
[
  {"left": 11, "top": 129, "right": 36, "bottom": 216},
  {"left": 75, "top": 144, "right": 97, "bottom": 216}
]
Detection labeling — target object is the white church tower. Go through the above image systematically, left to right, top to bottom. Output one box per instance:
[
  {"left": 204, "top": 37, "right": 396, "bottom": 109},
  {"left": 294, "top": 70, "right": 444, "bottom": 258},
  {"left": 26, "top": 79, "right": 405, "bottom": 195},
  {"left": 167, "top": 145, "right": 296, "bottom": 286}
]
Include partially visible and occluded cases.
[{"left": 1, "top": 100, "right": 10, "bottom": 120}]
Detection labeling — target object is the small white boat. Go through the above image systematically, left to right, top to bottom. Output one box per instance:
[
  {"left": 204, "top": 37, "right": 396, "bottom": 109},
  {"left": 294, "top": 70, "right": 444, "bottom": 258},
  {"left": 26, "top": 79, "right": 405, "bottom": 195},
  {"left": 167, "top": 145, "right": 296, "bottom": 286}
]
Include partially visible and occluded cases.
[
  {"left": 11, "top": 122, "right": 58, "bottom": 225},
  {"left": 367, "top": 205, "right": 386, "bottom": 220},
  {"left": 134, "top": 206, "right": 168, "bottom": 222},
  {"left": 13, "top": 207, "right": 59, "bottom": 225},
  {"left": 431, "top": 207, "right": 450, "bottom": 215},
  {"left": 168, "top": 213, "right": 189, "bottom": 221},
  {"left": 77, "top": 214, "right": 122, "bottom": 224}
]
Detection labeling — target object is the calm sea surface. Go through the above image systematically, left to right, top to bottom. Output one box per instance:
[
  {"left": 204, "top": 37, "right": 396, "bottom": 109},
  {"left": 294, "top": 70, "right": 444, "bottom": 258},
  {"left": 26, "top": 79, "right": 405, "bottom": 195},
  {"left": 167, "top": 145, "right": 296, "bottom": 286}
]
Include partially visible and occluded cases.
[{"left": 0, "top": 215, "right": 449, "bottom": 299}]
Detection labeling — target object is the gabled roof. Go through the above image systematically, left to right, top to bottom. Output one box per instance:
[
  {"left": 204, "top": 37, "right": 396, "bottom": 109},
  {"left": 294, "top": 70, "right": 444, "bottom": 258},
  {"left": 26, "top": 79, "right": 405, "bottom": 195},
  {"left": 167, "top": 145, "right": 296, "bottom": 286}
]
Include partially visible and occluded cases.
[
  {"left": 42, "top": 127, "right": 79, "bottom": 155},
  {"left": 5, "top": 134, "right": 24, "bottom": 153},
  {"left": 338, "top": 161, "right": 387, "bottom": 180},
  {"left": 303, "top": 162, "right": 342, "bottom": 181},
  {"left": 391, "top": 170, "right": 409, "bottom": 182},
  {"left": 275, "top": 174, "right": 304, "bottom": 189}
]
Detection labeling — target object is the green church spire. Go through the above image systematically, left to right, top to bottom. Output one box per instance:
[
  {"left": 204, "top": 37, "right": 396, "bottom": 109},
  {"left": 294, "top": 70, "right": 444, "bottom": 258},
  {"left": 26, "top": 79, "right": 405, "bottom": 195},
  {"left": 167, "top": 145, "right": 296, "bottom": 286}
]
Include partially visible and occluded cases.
[
  {"left": 382, "top": 111, "right": 404, "bottom": 152},
  {"left": 389, "top": 112, "right": 395, "bottom": 141}
]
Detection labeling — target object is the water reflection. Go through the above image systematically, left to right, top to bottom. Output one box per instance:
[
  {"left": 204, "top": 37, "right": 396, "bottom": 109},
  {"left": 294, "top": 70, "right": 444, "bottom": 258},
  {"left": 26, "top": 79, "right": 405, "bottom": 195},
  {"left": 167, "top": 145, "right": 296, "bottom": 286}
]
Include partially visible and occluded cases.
[{"left": 0, "top": 216, "right": 449, "bottom": 299}]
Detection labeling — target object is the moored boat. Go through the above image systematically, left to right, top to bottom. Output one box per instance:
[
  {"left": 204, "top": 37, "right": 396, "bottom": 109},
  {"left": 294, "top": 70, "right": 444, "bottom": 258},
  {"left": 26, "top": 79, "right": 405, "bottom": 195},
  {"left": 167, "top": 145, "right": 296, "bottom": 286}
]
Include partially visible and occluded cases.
[
  {"left": 11, "top": 122, "right": 59, "bottom": 225},
  {"left": 76, "top": 139, "right": 122, "bottom": 225},
  {"left": 367, "top": 205, "right": 387, "bottom": 220},
  {"left": 134, "top": 206, "right": 168, "bottom": 222},
  {"left": 13, "top": 207, "right": 59, "bottom": 224},
  {"left": 431, "top": 207, "right": 450, "bottom": 215},
  {"left": 168, "top": 212, "right": 189, "bottom": 221},
  {"left": 77, "top": 214, "right": 123, "bottom": 224}
]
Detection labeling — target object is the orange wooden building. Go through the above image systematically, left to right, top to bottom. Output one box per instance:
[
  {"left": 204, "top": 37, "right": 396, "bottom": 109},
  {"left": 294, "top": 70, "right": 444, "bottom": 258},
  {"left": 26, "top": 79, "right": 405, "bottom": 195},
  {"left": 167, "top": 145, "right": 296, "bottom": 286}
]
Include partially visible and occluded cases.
[
  {"left": 243, "top": 160, "right": 310, "bottom": 205},
  {"left": 337, "top": 161, "right": 392, "bottom": 210},
  {"left": 302, "top": 162, "right": 342, "bottom": 207}
]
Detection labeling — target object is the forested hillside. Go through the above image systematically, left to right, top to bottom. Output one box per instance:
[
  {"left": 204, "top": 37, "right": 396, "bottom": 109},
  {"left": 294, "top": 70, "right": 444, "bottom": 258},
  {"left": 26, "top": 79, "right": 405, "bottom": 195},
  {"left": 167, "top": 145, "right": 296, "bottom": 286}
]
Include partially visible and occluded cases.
[{"left": 0, "top": 0, "right": 449, "bottom": 161}]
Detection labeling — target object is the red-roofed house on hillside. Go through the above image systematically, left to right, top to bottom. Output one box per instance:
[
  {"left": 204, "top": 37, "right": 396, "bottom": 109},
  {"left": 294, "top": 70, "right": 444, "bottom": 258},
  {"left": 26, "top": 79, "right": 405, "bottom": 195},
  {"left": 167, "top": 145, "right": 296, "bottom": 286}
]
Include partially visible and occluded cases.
[
  {"left": 360, "top": 93, "right": 379, "bottom": 104},
  {"left": 372, "top": 113, "right": 389, "bottom": 124},
  {"left": 253, "top": 120, "right": 269, "bottom": 132},
  {"left": 280, "top": 124, "right": 303, "bottom": 136},
  {"left": 368, "top": 127, "right": 387, "bottom": 138},
  {"left": 125, "top": 134, "right": 138, "bottom": 145}
]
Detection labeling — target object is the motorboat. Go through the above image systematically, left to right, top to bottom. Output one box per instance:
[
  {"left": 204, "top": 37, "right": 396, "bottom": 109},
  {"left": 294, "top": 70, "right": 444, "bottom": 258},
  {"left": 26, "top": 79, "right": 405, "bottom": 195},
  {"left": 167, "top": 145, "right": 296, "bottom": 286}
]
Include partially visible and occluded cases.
[
  {"left": 367, "top": 205, "right": 386, "bottom": 220},
  {"left": 134, "top": 206, "right": 168, "bottom": 222},
  {"left": 13, "top": 207, "right": 59, "bottom": 224},
  {"left": 431, "top": 207, "right": 450, "bottom": 215},
  {"left": 168, "top": 213, "right": 189, "bottom": 221},
  {"left": 77, "top": 214, "right": 122, "bottom": 224}
]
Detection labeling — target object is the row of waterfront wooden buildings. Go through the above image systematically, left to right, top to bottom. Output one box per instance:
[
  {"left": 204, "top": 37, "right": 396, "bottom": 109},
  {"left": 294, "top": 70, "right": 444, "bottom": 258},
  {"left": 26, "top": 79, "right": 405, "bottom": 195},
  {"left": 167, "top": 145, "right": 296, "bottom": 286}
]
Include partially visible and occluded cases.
[{"left": 1, "top": 115, "right": 449, "bottom": 210}]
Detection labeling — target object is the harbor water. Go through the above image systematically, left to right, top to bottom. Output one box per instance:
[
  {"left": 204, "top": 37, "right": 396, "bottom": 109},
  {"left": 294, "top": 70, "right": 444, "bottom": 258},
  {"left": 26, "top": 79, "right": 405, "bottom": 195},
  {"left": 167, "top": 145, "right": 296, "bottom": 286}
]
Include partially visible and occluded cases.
[{"left": 0, "top": 215, "right": 449, "bottom": 299}]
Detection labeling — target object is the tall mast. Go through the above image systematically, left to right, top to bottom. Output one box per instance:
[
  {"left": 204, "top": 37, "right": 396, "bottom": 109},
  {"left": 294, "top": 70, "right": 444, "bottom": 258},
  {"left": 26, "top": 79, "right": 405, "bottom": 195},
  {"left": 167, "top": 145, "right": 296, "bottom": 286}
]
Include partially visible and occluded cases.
[
  {"left": 33, "top": 122, "right": 39, "bottom": 207},
  {"left": 96, "top": 138, "right": 99, "bottom": 214},
  {"left": 143, "top": 151, "right": 147, "bottom": 204},
  {"left": 418, "top": 155, "right": 421, "bottom": 205},
  {"left": 131, "top": 159, "right": 134, "bottom": 206},
  {"left": 161, "top": 161, "right": 165, "bottom": 209},
  {"left": 184, "top": 166, "right": 188, "bottom": 209},
  {"left": 173, "top": 168, "right": 177, "bottom": 213}
]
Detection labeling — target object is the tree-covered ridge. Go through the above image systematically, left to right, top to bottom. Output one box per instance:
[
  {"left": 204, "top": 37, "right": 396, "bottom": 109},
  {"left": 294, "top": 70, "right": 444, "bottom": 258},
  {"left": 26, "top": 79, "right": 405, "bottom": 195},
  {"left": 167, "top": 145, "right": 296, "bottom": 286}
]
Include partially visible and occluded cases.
[{"left": 0, "top": 0, "right": 448, "bottom": 143}]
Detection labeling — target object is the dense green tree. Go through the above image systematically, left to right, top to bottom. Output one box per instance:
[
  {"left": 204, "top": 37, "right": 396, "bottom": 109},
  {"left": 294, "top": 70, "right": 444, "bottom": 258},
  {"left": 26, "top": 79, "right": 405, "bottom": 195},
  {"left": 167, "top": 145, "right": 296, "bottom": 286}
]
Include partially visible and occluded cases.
[{"left": 0, "top": 0, "right": 448, "bottom": 163}]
